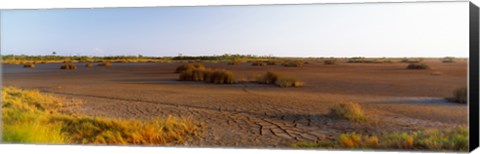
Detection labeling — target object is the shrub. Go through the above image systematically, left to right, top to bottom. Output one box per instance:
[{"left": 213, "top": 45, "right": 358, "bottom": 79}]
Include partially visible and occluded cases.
[
  {"left": 442, "top": 57, "right": 455, "bottom": 63},
  {"left": 227, "top": 59, "right": 244, "bottom": 65},
  {"left": 324, "top": 59, "right": 337, "bottom": 65},
  {"left": 266, "top": 60, "right": 279, "bottom": 65},
  {"left": 251, "top": 61, "right": 266, "bottom": 66},
  {"left": 282, "top": 61, "right": 304, "bottom": 67},
  {"left": 97, "top": 62, "right": 112, "bottom": 67},
  {"left": 23, "top": 63, "right": 35, "bottom": 68},
  {"left": 60, "top": 63, "right": 77, "bottom": 70},
  {"left": 85, "top": 63, "right": 93, "bottom": 68},
  {"left": 175, "top": 63, "right": 205, "bottom": 73},
  {"left": 406, "top": 63, "right": 430, "bottom": 70},
  {"left": 178, "top": 67, "right": 237, "bottom": 84},
  {"left": 256, "top": 71, "right": 280, "bottom": 84},
  {"left": 275, "top": 78, "right": 304, "bottom": 88},
  {"left": 447, "top": 87, "right": 467, "bottom": 104},
  {"left": 328, "top": 102, "right": 367, "bottom": 122}
]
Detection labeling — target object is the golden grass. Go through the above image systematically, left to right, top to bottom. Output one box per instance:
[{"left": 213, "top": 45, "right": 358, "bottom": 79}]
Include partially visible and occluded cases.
[
  {"left": 60, "top": 63, "right": 77, "bottom": 70},
  {"left": 175, "top": 63, "right": 205, "bottom": 73},
  {"left": 178, "top": 66, "right": 237, "bottom": 84},
  {"left": 256, "top": 71, "right": 303, "bottom": 88},
  {"left": 2, "top": 87, "right": 201, "bottom": 145},
  {"left": 328, "top": 102, "right": 367, "bottom": 122},
  {"left": 293, "top": 126, "right": 468, "bottom": 151}
]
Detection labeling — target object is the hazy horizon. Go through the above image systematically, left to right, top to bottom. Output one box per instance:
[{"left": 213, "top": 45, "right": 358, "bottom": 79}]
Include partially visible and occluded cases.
[{"left": 1, "top": 2, "right": 469, "bottom": 57}]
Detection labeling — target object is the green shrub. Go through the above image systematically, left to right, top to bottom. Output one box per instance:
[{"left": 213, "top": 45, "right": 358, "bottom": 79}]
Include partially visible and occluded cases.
[
  {"left": 23, "top": 63, "right": 35, "bottom": 68},
  {"left": 60, "top": 63, "right": 77, "bottom": 70},
  {"left": 175, "top": 63, "right": 205, "bottom": 73},
  {"left": 407, "top": 63, "right": 430, "bottom": 70},
  {"left": 447, "top": 87, "right": 467, "bottom": 104},
  {"left": 328, "top": 102, "right": 367, "bottom": 122}
]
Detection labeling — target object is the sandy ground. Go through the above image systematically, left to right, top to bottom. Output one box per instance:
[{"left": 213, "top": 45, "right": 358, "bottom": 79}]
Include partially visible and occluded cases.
[{"left": 2, "top": 60, "right": 468, "bottom": 148}]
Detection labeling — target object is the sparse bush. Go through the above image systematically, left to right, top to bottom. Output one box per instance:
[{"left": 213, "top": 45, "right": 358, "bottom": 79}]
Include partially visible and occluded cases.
[
  {"left": 442, "top": 57, "right": 455, "bottom": 63},
  {"left": 227, "top": 59, "right": 244, "bottom": 65},
  {"left": 324, "top": 59, "right": 338, "bottom": 65},
  {"left": 251, "top": 61, "right": 266, "bottom": 66},
  {"left": 282, "top": 61, "right": 304, "bottom": 67},
  {"left": 97, "top": 62, "right": 112, "bottom": 67},
  {"left": 23, "top": 63, "right": 35, "bottom": 68},
  {"left": 60, "top": 63, "right": 77, "bottom": 70},
  {"left": 85, "top": 63, "right": 93, "bottom": 68},
  {"left": 175, "top": 63, "right": 205, "bottom": 73},
  {"left": 406, "top": 63, "right": 430, "bottom": 70},
  {"left": 178, "top": 67, "right": 237, "bottom": 84},
  {"left": 256, "top": 71, "right": 280, "bottom": 84},
  {"left": 275, "top": 78, "right": 304, "bottom": 88},
  {"left": 447, "top": 87, "right": 467, "bottom": 104},
  {"left": 328, "top": 102, "right": 366, "bottom": 122}
]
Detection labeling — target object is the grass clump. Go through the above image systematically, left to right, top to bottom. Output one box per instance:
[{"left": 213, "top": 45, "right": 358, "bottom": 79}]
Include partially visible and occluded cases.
[
  {"left": 324, "top": 59, "right": 338, "bottom": 65},
  {"left": 251, "top": 61, "right": 267, "bottom": 66},
  {"left": 282, "top": 61, "right": 304, "bottom": 67},
  {"left": 97, "top": 62, "right": 112, "bottom": 67},
  {"left": 23, "top": 63, "right": 36, "bottom": 68},
  {"left": 60, "top": 63, "right": 77, "bottom": 70},
  {"left": 85, "top": 63, "right": 94, "bottom": 68},
  {"left": 175, "top": 63, "right": 205, "bottom": 73},
  {"left": 406, "top": 63, "right": 430, "bottom": 70},
  {"left": 178, "top": 67, "right": 237, "bottom": 84},
  {"left": 256, "top": 71, "right": 303, "bottom": 88},
  {"left": 2, "top": 87, "right": 201, "bottom": 145},
  {"left": 447, "top": 87, "right": 467, "bottom": 104},
  {"left": 328, "top": 102, "right": 367, "bottom": 122},
  {"left": 293, "top": 127, "right": 468, "bottom": 151}
]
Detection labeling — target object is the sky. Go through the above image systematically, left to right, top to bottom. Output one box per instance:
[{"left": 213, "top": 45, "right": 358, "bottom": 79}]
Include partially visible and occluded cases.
[{"left": 0, "top": 2, "right": 470, "bottom": 57}]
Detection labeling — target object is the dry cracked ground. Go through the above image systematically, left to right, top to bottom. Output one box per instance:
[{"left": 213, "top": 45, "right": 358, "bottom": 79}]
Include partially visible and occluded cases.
[{"left": 2, "top": 60, "right": 468, "bottom": 148}]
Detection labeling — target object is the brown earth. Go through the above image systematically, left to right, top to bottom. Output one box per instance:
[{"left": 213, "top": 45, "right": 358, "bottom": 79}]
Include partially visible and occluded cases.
[{"left": 2, "top": 59, "right": 468, "bottom": 148}]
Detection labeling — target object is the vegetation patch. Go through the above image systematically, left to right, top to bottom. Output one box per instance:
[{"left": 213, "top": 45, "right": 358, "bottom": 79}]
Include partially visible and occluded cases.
[
  {"left": 442, "top": 57, "right": 455, "bottom": 63},
  {"left": 227, "top": 59, "right": 244, "bottom": 65},
  {"left": 324, "top": 59, "right": 338, "bottom": 65},
  {"left": 251, "top": 61, "right": 267, "bottom": 66},
  {"left": 282, "top": 61, "right": 304, "bottom": 67},
  {"left": 97, "top": 62, "right": 112, "bottom": 67},
  {"left": 23, "top": 63, "right": 36, "bottom": 68},
  {"left": 60, "top": 63, "right": 77, "bottom": 70},
  {"left": 85, "top": 63, "right": 94, "bottom": 68},
  {"left": 175, "top": 63, "right": 205, "bottom": 73},
  {"left": 406, "top": 63, "right": 430, "bottom": 70},
  {"left": 178, "top": 66, "right": 237, "bottom": 84},
  {"left": 256, "top": 71, "right": 303, "bottom": 88},
  {"left": 2, "top": 87, "right": 201, "bottom": 145},
  {"left": 446, "top": 87, "right": 467, "bottom": 104},
  {"left": 328, "top": 102, "right": 367, "bottom": 122},
  {"left": 293, "top": 127, "right": 468, "bottom": 152}
]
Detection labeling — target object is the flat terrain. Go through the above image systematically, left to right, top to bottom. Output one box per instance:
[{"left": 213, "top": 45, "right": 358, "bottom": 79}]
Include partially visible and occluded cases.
[{"left": 2, "top": 60, "right": 468, "bottom": 148}]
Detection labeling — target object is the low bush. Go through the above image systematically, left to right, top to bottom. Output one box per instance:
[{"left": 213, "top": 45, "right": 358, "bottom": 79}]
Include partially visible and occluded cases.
[
  {"left": 227, "top": 59, "right": 244, "bottom": 65},
  {"left": 324, "top": 59, "right": 338, "bottom": 65},
  {"left": 251, "top": 61, "right": 267, "bottom": 66},
  {"left": 282, "top": 61, "right": 304, "bottom": 67},
  {"left": 97, "top": 62, "right": 112, "bottom": 67},
  {"left": 23, "top": 63, "right": 35, "bottom": 68},
  {"left": 60, "top": 63, "right": 77, "bottom": 70},
  {"left": 85, "top": 63, "right": 93, "bottom": 68},
  {"left": 175, "top": 63, "right": 205, "bottom": 73},
  {"left": 406, "top": 63, "right": 430, "bottom": 70},
  {"left": 179, "top": 67, "right": 237, "bottom": 84},
  {"left": 256, "top": 71, "right": 303, "bottom": 88},
  {"left": 256, "top": 71, "right": 280, "bottom": 84},
  {"left": 275, "top": 78, "right": 304, "bottom": 88},
  {"left": 447, "top": 87, "right": 467, "bottom": 104},
  {"left": 328, "top": 102, "right": 367, "bottom": 122}
]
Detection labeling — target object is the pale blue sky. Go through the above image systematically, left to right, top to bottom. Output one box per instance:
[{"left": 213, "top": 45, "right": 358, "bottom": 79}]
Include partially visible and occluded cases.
[{"left": 0, "top": 2, "right": 469, "bottom": 57}]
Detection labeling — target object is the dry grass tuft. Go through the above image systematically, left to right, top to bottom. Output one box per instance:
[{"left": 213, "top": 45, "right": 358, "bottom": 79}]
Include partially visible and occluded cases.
[
  {"left": 251, "top": 61, "right": 267, "bottom": 66},
  {"left": 282, "top": 61, "right": 304, "bottom": 67},
  {"left": 97, "top": 62, "right": 112, "bottom": 67},
  {"left": 23, "top": 63, "right": 36, "bottom": 68},
  {"left": 60, "top": 63, "right": 77, "bottom": 70},
  {"left": 85, "top": 63, "right": 94, "bottom": 68},
  {"left": 175, "top": 63, "right": 205, "bottom": 73},
  {"left": 406, "top": 63, "right": 430, "bottom": 70},
  {"left": 179, "top": 67, "right": 237, "bottom": 84},
  {"left": 256, "top": 71, "right": 303, "bottom": 87},
  {"left": 447, "top": 87, "right": 467, "bottom": 104},
  {"left": 328, "top": 102, "right": 367, "bottom": 122}
]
